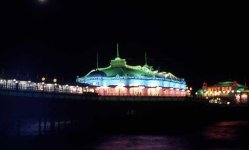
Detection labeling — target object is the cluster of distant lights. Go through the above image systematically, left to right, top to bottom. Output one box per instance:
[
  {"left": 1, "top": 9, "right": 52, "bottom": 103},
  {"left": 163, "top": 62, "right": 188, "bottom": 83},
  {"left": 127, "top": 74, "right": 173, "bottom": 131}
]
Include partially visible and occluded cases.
[
  {"left": 96, "top": 85, "right": 187, "bottom": 92},
  {"left": 196, "top": 89, "right": 249, "bottom": 105},
  {"left": 196, "top": 90, "right": 241, "bottom": 95},
  {"left": 208, "top": 98, "right": 230, "bottom": 105}
]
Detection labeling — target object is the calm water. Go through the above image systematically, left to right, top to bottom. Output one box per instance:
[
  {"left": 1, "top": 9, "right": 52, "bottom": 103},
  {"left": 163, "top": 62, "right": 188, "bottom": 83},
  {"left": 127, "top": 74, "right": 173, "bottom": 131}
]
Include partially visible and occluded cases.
[
  {"left": 2, "top": 120, "right": 249, "bottom": 150},
  {"left": 92, "top": 121, "right": 249, "bottom": 150}
]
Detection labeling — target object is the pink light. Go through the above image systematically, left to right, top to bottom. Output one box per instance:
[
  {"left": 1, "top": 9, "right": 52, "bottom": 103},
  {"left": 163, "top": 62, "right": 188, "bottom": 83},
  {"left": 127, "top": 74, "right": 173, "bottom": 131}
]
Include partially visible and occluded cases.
[{"left": 241, "top": 94, "right": 248, "bottom": 100}]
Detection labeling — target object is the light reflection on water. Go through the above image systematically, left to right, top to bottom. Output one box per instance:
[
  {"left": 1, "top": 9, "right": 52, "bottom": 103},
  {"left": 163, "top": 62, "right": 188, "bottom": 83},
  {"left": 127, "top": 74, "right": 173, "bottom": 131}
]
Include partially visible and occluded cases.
[
  {"left": 2, "top": 121, "right": 249, "bottom": 150},
  {"left": 92, "top": 121, "right": 249, "bottom": 150},
  {"left": 203, "top": 121, "right": 249, "bottom": 141},
  {"left": 94, "top": 135, "right": 187, "bottom": 150}
]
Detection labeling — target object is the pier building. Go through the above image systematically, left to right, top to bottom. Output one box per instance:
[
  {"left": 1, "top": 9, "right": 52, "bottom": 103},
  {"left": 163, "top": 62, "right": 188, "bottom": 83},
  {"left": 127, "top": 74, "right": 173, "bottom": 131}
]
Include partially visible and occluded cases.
[
  {"left": 76, "top": 45, "right": 187, "bottom": 97},
  {"left": 196, "top": 81, "right": 248, "bottom": 104}
]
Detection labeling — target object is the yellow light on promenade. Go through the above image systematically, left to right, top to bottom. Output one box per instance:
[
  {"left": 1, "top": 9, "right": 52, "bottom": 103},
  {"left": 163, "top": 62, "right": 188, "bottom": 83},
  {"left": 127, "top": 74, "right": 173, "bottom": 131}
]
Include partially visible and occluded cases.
[{"left": 42, "top": 77, "right": 46, "bottom": 82}]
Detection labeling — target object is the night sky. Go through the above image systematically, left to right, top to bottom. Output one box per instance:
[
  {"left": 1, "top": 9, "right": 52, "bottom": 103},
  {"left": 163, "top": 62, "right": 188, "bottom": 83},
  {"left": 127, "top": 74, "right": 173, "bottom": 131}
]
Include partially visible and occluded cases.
[{"left": 0, "top": 0, "right": 247, "bottom": 90}]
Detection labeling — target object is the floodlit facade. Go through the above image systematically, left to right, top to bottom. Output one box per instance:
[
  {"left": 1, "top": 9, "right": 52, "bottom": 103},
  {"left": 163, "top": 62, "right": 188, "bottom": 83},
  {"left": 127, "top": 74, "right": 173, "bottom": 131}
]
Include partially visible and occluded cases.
[
  {"left": 76, "top": 45, "right": 187, "bottom": 97},
  {"left": 196, "top": 81, "right": 248, "bottom": 104}
]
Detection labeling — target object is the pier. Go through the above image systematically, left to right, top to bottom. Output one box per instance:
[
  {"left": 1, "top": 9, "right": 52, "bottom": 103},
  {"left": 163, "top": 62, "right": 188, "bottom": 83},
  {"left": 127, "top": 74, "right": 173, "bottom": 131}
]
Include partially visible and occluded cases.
[{"left": 1, "top": 78, "right": 248, "bottom": 138}]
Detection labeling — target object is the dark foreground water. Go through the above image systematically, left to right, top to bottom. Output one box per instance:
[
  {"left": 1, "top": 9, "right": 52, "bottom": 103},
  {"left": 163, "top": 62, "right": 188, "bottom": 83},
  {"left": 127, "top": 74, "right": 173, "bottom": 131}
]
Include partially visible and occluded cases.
[{"left": 1, "top": 120, "right": 249, "bottom": 150}]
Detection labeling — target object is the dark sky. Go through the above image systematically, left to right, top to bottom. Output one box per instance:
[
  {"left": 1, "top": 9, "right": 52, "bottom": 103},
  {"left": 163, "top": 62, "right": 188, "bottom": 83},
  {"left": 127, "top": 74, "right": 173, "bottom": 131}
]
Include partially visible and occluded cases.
[{"left": 0, "top": 0, "right": 248, "bottom": 90}]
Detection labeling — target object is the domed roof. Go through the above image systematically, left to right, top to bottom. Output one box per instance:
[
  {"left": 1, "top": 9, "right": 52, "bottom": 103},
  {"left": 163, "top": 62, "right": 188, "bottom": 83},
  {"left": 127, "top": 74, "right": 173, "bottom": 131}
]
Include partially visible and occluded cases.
[
  {"left": 80, "top": 45, "right": 182, "bottom": 80},
  {"left": 83, "top": 64, "right": 180, "bottom": 80},
  {"left": 87, "top": 70, "right": 107, "bottom": 77}
]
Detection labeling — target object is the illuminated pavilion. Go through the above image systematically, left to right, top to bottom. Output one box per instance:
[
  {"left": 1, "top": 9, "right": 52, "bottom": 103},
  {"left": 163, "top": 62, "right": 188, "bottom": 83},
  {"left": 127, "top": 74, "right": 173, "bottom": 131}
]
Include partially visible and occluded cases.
[
  {"left": 76, "top": 45, "right": 187, "bottom": 96},
  {"left": 196, "top": 81, "right": 248, "bottom": 104}
]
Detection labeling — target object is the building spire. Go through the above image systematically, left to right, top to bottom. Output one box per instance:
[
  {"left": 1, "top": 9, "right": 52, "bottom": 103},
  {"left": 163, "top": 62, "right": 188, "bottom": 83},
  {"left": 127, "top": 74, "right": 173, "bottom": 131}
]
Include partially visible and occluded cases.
[
  {"left": 117, "top": 43, "right": 120, "bottom": 58},
  {"left": 96, "top": 51, "right": 99, "bottom": 70},
  {"left": 145, "top": 51, "right": 148, "bottom": 65}
]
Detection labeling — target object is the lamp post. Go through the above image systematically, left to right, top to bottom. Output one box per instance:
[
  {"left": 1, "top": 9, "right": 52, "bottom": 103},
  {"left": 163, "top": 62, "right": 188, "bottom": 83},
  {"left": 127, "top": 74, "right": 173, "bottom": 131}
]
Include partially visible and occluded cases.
[
  {"left": 41, "top": 77, "right": 46, "bottom": 91},
  {"left": 53, "top": 78, "right": 57, "bottom": 92},
  {"left": 14, "top": 80, "right": 18, "bottom": 91},
  {"left": 28, "top": 81, "right": 31, "bottom": 91}
]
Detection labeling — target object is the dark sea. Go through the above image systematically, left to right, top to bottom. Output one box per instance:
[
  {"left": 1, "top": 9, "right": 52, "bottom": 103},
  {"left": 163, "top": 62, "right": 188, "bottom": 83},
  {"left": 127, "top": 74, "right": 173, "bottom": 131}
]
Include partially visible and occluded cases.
[{"left": 2, "top": 120, "right": 249, "bottom": 150}]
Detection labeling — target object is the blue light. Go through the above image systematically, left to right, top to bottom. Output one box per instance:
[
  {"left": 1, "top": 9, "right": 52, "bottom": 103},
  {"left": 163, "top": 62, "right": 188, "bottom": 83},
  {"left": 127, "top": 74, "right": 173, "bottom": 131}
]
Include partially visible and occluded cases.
[{"left": 77, "top": 76, "right": 186, "bottom": 89}]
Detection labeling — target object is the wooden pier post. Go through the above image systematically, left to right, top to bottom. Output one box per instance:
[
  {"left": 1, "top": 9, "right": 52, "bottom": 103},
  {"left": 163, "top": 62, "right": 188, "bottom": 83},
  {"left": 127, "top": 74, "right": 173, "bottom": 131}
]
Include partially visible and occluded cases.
[{"left": 38, "top": 118, "right": 41, "bottom": 135}]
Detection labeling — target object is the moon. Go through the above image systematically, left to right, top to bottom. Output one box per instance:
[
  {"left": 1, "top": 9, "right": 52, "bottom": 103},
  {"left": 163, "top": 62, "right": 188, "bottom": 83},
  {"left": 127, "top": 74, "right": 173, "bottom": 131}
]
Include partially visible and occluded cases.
[{"left": 38, "top": 0, "right": 47, "bottom": 3}]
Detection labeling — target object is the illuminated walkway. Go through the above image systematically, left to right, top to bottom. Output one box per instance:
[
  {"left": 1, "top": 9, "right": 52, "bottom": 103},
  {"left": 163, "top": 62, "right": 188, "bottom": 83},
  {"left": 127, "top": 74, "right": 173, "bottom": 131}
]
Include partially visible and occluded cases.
[
  {"left": 0, "top": 78, "right": 95, "bottom": 95},
  {"left": 0, "top": 78, "right": 190, "bottom": 99}
]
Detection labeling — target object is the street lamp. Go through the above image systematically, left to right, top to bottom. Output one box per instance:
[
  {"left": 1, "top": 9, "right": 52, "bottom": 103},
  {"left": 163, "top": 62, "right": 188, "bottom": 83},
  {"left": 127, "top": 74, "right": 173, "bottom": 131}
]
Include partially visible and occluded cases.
[
  {"left": 41, "top": 77, "right": 46, "bottom": 91},
  {"left": 53, "top": 78, "right": 57, "bottom": 92},
  {"left": 53, "top": 78, "right": 57, "bottom": 83},
  {"left": 15, "top": 80, "right": 18, "bottom": 90},
  {"left": 28, "top": 80, "right": 31, "bottom": 91},
  {"left": 42, "top": 82, "right": 45, "bottom": 92}
]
